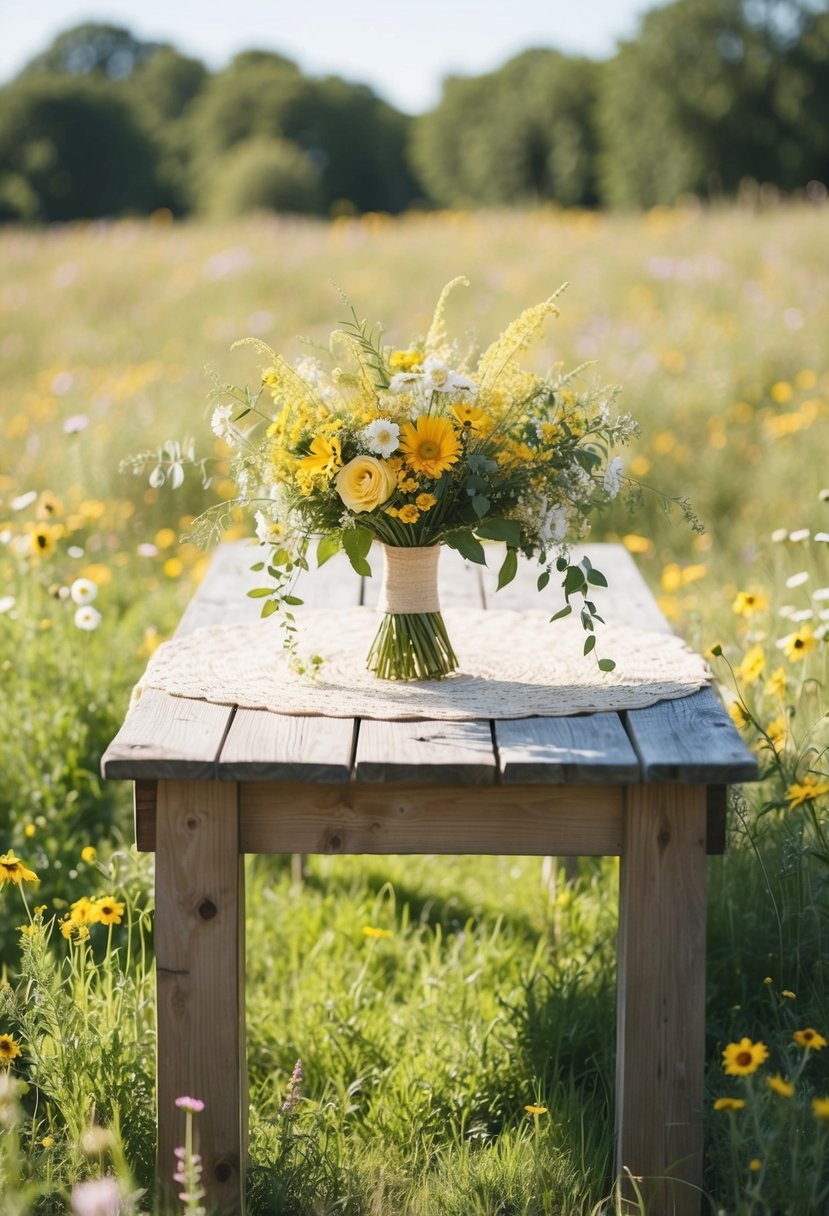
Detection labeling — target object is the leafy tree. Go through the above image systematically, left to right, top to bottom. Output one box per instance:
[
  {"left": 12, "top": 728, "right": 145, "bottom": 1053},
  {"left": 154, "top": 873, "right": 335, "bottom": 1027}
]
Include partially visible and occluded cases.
[
  {"left": 597, "top": 0, "right": 829, "bottom": 207},
  {"left": 19, "top": 22, "right": 163, "bottom": 80},
  {"left": 411, "top": 49, "right": 600, "bottom": 208},
  {"left": 0, "top": 76, "right": 159, "bottom": 221},
  {"left": 208, "top": 136, "right": 322, "bottom": 215}
]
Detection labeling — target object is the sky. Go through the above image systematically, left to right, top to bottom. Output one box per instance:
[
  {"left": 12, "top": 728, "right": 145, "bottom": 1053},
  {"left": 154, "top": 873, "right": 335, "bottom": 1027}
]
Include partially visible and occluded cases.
[{"left": 3, "top": 0, "right": 661, "bottom": 114}]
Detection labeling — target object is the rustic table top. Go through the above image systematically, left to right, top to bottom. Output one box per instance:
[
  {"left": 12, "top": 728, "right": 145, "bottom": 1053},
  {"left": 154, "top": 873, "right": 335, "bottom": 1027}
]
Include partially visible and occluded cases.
[{"left": 101, "top": 541, "right": 757, "bottom": 790}]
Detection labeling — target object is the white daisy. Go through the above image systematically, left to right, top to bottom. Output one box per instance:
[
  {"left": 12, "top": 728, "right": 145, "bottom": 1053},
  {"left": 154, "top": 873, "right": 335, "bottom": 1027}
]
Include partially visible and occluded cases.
[
  {"left": 211, "top": 403, "right": 237, "bottom": 446},
  {"left": 362, "top": 418, "right": 400, "bottom": 458},
  {"left": 603, "top": 457, "right": 624, "bottom": 499},
  {"left": 70, "top": 578, "right": 97, "bottom": 606},
  {"left": 74, "top": 606, "right": 102, "bottom": 632}
]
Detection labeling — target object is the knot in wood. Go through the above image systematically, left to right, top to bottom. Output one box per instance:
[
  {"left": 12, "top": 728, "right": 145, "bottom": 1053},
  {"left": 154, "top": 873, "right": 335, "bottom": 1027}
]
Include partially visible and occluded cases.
[
  {"left": 657, "top": 829, "right": 671, "bottom": 848},
  {"left": 198, "top": 898, "right": 218, "bottom": 920},
  {"left": 214, "top": 1160, "right": 234, "bottom": 1183}
]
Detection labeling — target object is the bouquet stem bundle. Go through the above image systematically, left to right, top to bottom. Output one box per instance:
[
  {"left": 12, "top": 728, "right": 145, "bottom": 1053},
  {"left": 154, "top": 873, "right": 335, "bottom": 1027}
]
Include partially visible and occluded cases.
[{"left": 367, "top": 544, "right": 459, "bottom": 680}]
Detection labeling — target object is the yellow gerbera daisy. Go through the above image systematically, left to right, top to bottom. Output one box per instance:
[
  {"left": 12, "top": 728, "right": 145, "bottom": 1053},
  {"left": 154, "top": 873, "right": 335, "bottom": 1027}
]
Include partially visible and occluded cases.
[
  {"left": 400, "top": 416, "right": 461, "bottom": 478},
  {"left": 0, "top": 851, "right": 38, "bottom": 885},
  {"left": 793, "top": 1027, "right": 827, "bottom": 1051},
  {"left": 0, "top": 1033, "right": 21, "bottom": 1062},
  {"left": 722, "top": 1037, "right": 768, "bottom": 1075}
]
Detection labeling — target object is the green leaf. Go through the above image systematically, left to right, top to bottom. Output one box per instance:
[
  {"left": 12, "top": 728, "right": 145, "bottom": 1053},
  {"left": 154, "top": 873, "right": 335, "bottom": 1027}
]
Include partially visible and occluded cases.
[
  {"left": 471, "top": 494, "right": 490, "bottom": 519},
  {"left": 476, "top": 517, "right": 522, "bottom": 546},
  {"left": 342, "top": 526, "right": 373, "bottom": 577},
  {"left": 444, "top": 529, "right": 487, "bottom": 565},
  {"left": 317, "top": 534, "right": 341, "bottom": 566},
  {"left": 271, "top": 548, "right": 290, "bottom": 567},
  {"left": 496, "top": 548, "right": 518, "bottom": 591},
  {"left": 556, "top": 556, "right": 568, "bottom": 572},
  {"left": 249, "top": 561, "right": 265, "bottom": 572},
  {"left": 563, "top": 565, "right": 586, "bottom": 596},
  {"left": 587, "top": 568, "right": 608, "bottom": 587},
  {"left": 537, "top": 570, "right": 550, "bottom": 592},
  {"left": 247, "top": 588, "right": 274, "bottom": 599},
  {"left": 283, "top": 595, "right": 304, "bottom": 606},
  {"left": 261, "top": 599, "right": 279, "bottom": 618},
  {"left": 550, "top": 605, "right": 572, "bottom": 622},
  {"left": 583, "top": 634, "right": 596, "bottom": 656},
  {"left": 598, "top": 658, "right": 617, "bottom": 672}
]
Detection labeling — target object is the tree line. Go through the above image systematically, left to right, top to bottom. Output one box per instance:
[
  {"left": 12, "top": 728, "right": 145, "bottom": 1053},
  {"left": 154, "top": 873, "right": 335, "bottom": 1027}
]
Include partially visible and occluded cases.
[{"left": 1, "top": 0, "right": 827, "bottom": 223}]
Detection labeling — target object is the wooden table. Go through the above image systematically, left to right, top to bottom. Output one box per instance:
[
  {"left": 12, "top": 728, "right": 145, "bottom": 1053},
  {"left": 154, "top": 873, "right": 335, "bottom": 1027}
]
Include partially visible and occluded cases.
[{"left": 102, "top": 541, "right": 757, "bottom": 1216}]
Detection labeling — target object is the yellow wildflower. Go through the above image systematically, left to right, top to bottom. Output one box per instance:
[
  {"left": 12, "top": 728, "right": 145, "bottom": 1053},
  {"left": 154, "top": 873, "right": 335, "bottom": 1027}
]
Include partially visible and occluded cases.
[
  {"left": 389, "top": 350, "right": 423, "bottom": 372},
  {"left": 450, "top": 402, "right": 491, "bottom": 432},
  {"left": 298, "top": 433, "right": 343, "bottom": 480},
  {"left": 415, "top": 493, "right": 437, "bottom": 512},
  {"left": 398, "top": 504, "right": 420, "bottom": 525},
  {"left": 29, "top": 525, "right": 57, "bottom": 557},
  {"left": 622, "top": 534, "right": 653, "bottom": 556},
  {"left": 732, "top": 590, "right": 769, "bottom": 617},
  {"left": 782, "top": 625, "right": 817, "bottom": 661},
  {"left": 735, "top": 645, "right": 765, "bottom": 685},
  {"left": 764, "top": 667, "right": 788, "bottom": 699},
  {"left": 727, "top": 701, "right": 751, "bottom": 730},
  {"left": 764, "top": 716, "right": 786, "bottom": 750},
  {"left": 787, "top": 776, "right": 829, "bottom": 808},
  {"left": 81, "top": 846, "right": 97, "bottom": 863},
  {"left": 0, "top": 851, "right": 38, "bottom": 885},
  {"left": 95, "top": 896, "right": 125, "bottom": 926},
  {"left": 70, "top": 897, "right": 102, "bottom": 926},
  {"left": 60, "top": 919, "right": 89, "bottom": 942},
  {"left": 362, "top": 926, "right": 392, "bottom": 939},
  {"left": 781, "top": 990, "right": 796, "bottom": 1000},
  {"left": 793, "top": 1028, "right": 827, "bottom": 1051},
  {"left": 0, "top": 1033, "right": 21, "bottom": 1062},
  {"left": 722, "top": 1037, "right": 768, "bottom": 1075},
  {"left": 767, "top": 1074, "right": 795, "bottom": 1098},
  {"left": 812, "top": 1096, "right": 829, "bottom": 1122},
  {"left": 713, "top": 1097, "right": 746, "bottom": 1111},
  {"left": 523, "top": 1105, "right": 548, "bottom": 1115},
  {"left": 40, "top": 1135, "right": 55, "bottom": 1148},
  {"left": 749, "top": 1159, "right": 762, "bottom": 1172}
]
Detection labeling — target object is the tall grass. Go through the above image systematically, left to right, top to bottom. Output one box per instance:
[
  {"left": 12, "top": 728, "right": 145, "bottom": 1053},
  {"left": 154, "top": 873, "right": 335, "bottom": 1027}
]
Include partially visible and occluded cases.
[{"left": 1, "top": 203, "right": 827, "bottom": 1212}]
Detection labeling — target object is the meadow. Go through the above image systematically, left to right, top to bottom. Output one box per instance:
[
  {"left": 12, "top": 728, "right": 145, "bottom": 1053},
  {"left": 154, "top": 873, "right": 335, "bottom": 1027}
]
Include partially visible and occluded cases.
[{"left": 1, "top": 203, "right": 828, "bottom": 1214}]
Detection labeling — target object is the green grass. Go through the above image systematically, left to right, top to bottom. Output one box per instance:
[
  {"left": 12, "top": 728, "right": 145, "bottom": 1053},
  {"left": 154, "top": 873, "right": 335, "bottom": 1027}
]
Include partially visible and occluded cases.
[{"left": 1, "top": 203, "right": 828, "bottom": 1213}]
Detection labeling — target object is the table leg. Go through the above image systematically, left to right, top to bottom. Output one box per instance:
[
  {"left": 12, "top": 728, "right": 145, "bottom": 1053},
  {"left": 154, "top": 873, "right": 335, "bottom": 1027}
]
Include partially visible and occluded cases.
[
  {"left": 155, "top": 779, "right": 247, "bottom": 1215},
  {"left": 616, "top": 783, "right": 707, "bottom": 1216}
]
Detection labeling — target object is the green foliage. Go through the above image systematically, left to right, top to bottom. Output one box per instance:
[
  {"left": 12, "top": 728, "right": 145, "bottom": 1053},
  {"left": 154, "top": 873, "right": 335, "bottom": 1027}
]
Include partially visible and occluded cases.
[
  {"left": 597, "top": 0, "right": 829, "bottom": 207},
  {"left": 411, "top": 49, "right": 600, "bottom": 209},
  {"left": 207, "top": 137, "right": 323, "bottom": 217}
]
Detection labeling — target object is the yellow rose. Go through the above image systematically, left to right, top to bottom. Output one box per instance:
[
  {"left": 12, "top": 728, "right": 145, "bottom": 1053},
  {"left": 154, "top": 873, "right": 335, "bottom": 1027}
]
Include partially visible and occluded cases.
[{"left": 336, "top": 456, "right": 397, "bottom": 513}]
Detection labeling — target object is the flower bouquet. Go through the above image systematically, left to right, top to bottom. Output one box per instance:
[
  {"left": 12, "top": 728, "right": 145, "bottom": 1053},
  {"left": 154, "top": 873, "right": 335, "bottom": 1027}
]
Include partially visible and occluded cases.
[{"left": 128, "top": 279, "right": 662, "bottom": 680}]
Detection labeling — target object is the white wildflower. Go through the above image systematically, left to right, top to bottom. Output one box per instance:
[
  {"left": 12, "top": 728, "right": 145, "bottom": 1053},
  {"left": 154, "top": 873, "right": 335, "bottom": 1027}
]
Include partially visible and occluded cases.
[
  {"left": 211, "top": 403, "right": 237, "bottom": 446},
  {"left": 362, "top": 418, "right": 400, "bottom": 458},
  {"left": 603, "top": 457, "right": 623, "bottom": 499},
  {"left": 10, "top": 491, "right": 37, "bottom": 511},
  {"left": 254, "top": 510, "right": 284, "bottom": 545},
  {"left": 770, "top": 528, "right": 788, "bottom": 543},
  {"left": 788, "top": 529, "right": 810, "bottom": 543},
  {"left": 786, "top": 571, "right": 809, "bottom": 588},
  {"left": 69, "top": 578, "right": 97, "bottom": 606},
  {"left": 813, "top": 587, "right": 829, "bottom": 601},
  {"left": 0, "top": 596, "right": 15, "bottom": 614},
  {"left": 74, "top": 606, "right": 102, "bottom": 632}
]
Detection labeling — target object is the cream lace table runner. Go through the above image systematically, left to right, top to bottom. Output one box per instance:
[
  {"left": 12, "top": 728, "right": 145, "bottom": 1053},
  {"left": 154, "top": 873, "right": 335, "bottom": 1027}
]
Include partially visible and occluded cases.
[{"left": 134, "top": 608, "right": 711, "bottom": 721}]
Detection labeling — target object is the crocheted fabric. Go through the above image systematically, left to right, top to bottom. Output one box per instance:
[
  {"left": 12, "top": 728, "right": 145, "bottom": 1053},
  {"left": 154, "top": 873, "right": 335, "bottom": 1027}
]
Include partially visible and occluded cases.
[{"left": 134, "top": 608, "right": 711, "bottom": 721}]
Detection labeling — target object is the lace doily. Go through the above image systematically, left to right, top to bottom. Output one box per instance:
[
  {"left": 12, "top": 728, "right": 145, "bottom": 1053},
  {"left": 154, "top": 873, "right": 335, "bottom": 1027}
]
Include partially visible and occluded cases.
[{"left": 134, "top": 608, "right": 711, "bottom": 721}]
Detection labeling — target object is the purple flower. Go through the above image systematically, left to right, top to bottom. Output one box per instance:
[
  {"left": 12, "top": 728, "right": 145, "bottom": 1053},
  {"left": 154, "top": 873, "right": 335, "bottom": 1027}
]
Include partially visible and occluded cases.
[
  {"left": 281, "top": 1059, "right": 303, "bottom": 1116},
  {"left": 175, "top": 1096, "right": 205, "bottom": 1113}
]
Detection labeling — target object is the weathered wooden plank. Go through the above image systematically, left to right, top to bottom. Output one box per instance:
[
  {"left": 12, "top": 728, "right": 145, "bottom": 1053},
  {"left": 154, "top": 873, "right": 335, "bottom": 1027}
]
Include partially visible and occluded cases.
[
  {"left": 480, "top": 543, "right": 671, "bottom": 632},
  {"left": 101, "top": 686, "right": 233, "bottom": 780},
  {"left": 624, "top": 688, "right": 759, "bottom": 783},
  {"left": 218, "top": 712, "right": 355, "bottom": 782},
  {"left": 496, "top": 714, "right": 642, "bottom": 784},
  {"left": 355, "top": 719, "right": 496, "bottom": 784},
  {"left": 134, "top": 780, "right": 157, "bottom": 851},
  {"left": 155, "top": 780, "right": 246, "bottom": 1215},
  {"left": 239, "top": 781, "right": 623, "bottom": 855},
  {"left": 616, "top": 783, "right": 706, "bottom": 1214}
]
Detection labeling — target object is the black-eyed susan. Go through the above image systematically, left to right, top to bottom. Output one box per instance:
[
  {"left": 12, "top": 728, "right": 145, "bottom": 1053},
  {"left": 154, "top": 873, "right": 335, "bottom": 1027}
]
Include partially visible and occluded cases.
[
  {"left": 399, "top": 416, "right": 461, "bottom": 478},
  {"left": 29, "top": 525, "right": 57, "bottom": 557},
  {"left": 732, "top": 590, "right": 769, "bottom": 617},
  {"left": 782, "top": 625, "right": 817, "bottom": 661},
  {"left": 735, "top": 646, "right": 765, "bottom": 685},
  {"left": 763, "top": 667, "right": 788, "bottom": 698},
  {"left": 0, "top": 851, "right": 38, "bottom": 885},
  {"left": 69, "top": 896, "right": 102, "bottom": 926},
  {"left": 95, "top": 896, "right": 125, "bottom": 926},
  {"left": 793, "top": 1028, "right": 827, "bottom": 1051},
  {"left": 0, "top": 1033, "right": 21, "bottom": 1062},
  {"left": 722, "top": 1037, "right": 768, "bottom": 1075},
  {"left": 767, "top": 1073, "right": 795, "bottom": 1098},
  {"left": 713, "top": 1097, "right": 746, "bottom": 1111}
]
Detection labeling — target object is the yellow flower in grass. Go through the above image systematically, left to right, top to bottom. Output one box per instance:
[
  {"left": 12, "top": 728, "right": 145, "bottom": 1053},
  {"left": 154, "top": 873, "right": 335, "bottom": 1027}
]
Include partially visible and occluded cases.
[
  {"left": 389, "top": 349, "right": 423, "bottom": 372},
  {"left": 400, "top": 416, "right": 461, "bottom": 478},
  {"left": 297, "top": 433, "right": 342, "bottom": 480},
  {"left": 336, "top": 456, "right": 397, "bottom": 513},
  {"left": 415, "top": 493, "right": 437, "bottom": 512},
  {"left": 398, "top": 504, "right": 420, "bottom": 524},
  {"left": 29, "top": 525, "right": 58, "bottom": 557},
  {"left": 732, "top": 590, "right": 769, "bottom": 617},
  {"left": 782, "top": 625, "right": 817, "bottom": 661},
  {"left": 735, "top": 645, "right": 765, "bottom": 685},
  {"left": 764, "top": 667, "right": 788, "bottom": 699},
  {"left": 727, "top": 701, "right": 751, "bottom": 730},
  {"left": 764, "top": 715, "right": 786, "bottom": 751},
  {"left": 787, "top": 776, "right": 829, "bottom": 808},
  {"left": 81, "top": 846, "right": 97, "bottom": 863},
  {"left": 0, "top": 851, "right": 38, "bottom": 885},
  {"left": 95, "top": 896, "right": 125, "bottom": 925},
  {"left": 70, "top": 897, "right": 102, "bottom": 926},
  {"left": 60, "top": 919, "right": 89, "bottom": 942},
  {"left": 362, "top": 926, "right": 392, "bottom": 939},
  {"left": 793, "top": 1027, "right": 827, "bottom": 1051},
  {"left": 0, "top": 1033, "right": 21, "bottom": 1062},
  {"left": 722, "top": 1037, "right": 768, "bottom": 1075},
  {"left": 767, "top": 1073, "right": 795, "bottom": 1098},
  {"left": 812, "top": 1096, "right": 829, "bottom": 1122},
  {"left": 713, "top": 1097, "right": 746, "bottom": 1111},
  {"left": 524, "top": 1104, "right": 548, "bottom": 1115},
  {"left": 749, "top": 1159, "right": 763, "bottom": 1172}
]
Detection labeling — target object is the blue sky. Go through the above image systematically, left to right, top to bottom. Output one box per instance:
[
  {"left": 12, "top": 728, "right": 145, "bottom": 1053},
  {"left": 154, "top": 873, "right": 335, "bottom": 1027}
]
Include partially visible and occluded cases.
[{"left": 4, "top": 0, "right": 663, "bottom": 113}]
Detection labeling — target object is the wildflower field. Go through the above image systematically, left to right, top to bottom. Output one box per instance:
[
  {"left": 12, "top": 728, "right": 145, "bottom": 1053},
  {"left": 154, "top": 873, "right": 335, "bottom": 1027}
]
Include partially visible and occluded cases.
[{"left": 1, "top": 204, "right": 828, "bottom": 1214}]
